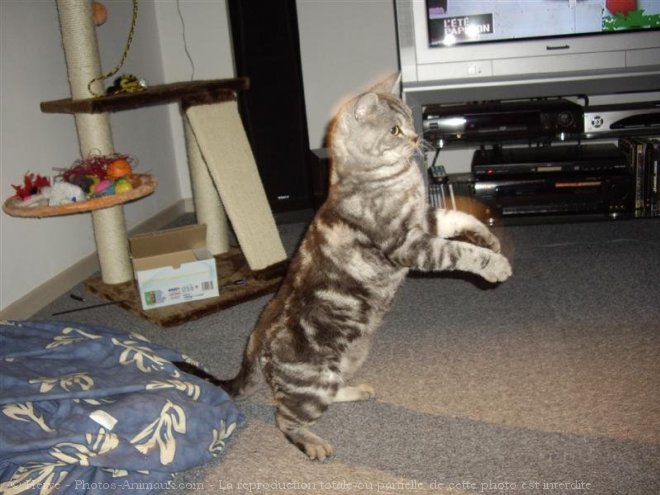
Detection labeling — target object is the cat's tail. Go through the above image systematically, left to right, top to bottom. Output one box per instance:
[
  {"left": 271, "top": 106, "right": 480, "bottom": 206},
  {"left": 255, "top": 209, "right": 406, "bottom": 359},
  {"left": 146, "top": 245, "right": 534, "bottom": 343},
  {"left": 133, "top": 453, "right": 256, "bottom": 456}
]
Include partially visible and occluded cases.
[
  {"left": 177, "top": 328, "right": 263, "bottom": 399},
  {"left": 223, "top": 328, "right": 265, "bottom": 399},
  {"left": 173, "top": 354, "right": 261, "bottom": 400},
  {"left": 216, "top": 354, "right": 261, "bottom": 399}
]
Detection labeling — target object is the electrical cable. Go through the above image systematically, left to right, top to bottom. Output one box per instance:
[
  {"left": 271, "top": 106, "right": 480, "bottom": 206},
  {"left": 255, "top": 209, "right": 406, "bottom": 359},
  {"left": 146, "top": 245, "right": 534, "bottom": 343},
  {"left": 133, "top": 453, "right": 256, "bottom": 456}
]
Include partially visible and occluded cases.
[{"left": 176, "top": 0, "right": 196, "bottom": 81}]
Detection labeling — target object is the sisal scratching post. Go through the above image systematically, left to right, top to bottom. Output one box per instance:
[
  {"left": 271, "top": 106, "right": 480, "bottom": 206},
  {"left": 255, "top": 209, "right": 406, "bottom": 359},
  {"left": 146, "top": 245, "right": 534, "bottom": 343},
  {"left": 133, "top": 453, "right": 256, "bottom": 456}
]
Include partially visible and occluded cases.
[
  {"left": 56, "top": 0, "right": 132, "bottom": 284},
  {"left": 185, "top": 101, "right": 286, "bottom": 270},
  {"left": 183, "top": 118, "right": 229, "bottom": 255}
]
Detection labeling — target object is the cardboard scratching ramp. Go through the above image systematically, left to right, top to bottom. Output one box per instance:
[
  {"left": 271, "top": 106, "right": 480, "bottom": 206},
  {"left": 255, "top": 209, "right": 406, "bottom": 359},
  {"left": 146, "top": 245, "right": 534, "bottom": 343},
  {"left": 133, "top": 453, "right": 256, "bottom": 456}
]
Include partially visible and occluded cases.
[{"left": 184, "top": 100, "right": 287, "bottom": 270}]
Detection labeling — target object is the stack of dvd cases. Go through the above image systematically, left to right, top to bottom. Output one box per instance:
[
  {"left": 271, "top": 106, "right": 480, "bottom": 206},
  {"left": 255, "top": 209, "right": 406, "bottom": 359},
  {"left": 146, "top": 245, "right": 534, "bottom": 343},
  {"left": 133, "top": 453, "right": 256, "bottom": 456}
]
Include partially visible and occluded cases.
[{"left": 618, "top": 137, "right": 660, "bottom": 218}]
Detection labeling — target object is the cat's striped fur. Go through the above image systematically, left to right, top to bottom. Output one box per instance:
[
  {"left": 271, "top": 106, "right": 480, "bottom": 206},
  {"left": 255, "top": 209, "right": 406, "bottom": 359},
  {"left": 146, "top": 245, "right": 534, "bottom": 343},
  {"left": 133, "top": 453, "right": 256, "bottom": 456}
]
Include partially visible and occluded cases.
[{"left": 219, "top": 75, "right": 511, "bottom": 460}]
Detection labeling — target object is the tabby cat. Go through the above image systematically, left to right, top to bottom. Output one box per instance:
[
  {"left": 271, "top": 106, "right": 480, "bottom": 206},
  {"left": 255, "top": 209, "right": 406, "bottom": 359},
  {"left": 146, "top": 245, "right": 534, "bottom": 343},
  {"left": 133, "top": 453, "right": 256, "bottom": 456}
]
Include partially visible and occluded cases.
[{"left": 219, "top": 75, "right": 511, "bottom": 460}]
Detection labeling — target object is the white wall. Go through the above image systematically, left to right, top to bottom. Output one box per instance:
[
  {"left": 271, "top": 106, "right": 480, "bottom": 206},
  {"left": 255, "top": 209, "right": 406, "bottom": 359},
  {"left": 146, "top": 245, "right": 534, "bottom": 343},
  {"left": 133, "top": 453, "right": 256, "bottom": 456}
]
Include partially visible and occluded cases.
[
  {"left": 0, "top": 0, "right": 233, "bottom": 313},
  {"left": 153, "top": 0, "right": 235, "bottom": 199},
  {"left": 296, "top": 0, "right": 399, "bottom": 148},
  {"left": 1, "top": 1, "right": 87, "bottom": 312}
]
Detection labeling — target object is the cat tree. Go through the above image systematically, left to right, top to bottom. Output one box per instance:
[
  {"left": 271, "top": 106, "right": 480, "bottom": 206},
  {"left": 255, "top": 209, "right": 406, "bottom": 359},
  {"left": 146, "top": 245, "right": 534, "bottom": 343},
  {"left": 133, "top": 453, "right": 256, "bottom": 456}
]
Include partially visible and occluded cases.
[{"left": 7, "top": 0, "right": 288, "bottom": 325}]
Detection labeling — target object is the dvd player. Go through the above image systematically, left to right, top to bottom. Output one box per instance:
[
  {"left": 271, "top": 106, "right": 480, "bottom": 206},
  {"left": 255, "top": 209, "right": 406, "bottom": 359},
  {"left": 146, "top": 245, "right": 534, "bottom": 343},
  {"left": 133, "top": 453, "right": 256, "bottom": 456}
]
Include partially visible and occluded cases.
[
  {"left": 423, "top": 99, "right": 583, "bottom": 144},
  {"left": 472, "top": 144, "right": 626, "bottom": 179},
  {"left": 473, "top": 174, "right": 633, "bottom": 220}
]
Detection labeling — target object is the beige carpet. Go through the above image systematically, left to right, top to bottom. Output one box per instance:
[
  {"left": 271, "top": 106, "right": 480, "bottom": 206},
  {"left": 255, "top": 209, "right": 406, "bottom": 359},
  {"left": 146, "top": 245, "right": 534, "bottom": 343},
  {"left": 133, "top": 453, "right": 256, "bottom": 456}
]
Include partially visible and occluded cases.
[{"left": 39, "top": 218, "right": 660, "bottom": 494}]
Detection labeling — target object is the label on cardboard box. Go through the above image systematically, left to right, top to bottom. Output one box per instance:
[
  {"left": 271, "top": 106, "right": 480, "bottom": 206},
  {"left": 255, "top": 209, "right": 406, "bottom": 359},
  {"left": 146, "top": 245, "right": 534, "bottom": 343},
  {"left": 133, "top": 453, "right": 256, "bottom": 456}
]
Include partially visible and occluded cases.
[{"left": 136, "top": 258, "right": 218, "bottom": 310}]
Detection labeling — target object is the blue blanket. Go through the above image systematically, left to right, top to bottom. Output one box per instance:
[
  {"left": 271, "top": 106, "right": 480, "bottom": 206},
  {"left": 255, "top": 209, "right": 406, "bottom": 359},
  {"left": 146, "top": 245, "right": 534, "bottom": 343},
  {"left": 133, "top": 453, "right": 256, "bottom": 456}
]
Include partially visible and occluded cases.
[{"left": 0, "top": 321, "right": 244, "bottom": 494}]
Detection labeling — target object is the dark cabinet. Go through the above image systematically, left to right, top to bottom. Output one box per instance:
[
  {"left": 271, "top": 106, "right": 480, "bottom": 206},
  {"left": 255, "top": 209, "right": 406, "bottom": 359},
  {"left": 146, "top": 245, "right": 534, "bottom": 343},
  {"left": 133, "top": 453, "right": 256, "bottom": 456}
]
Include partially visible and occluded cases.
[{"left": 228, "top": 0, "right": 312, "bottom": 212}]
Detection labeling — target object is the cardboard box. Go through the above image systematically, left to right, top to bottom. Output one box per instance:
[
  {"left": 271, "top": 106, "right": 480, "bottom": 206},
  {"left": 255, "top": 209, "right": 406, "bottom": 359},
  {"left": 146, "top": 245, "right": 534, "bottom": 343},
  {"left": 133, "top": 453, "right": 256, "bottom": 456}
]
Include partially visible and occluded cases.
[{"left": 129, "top": 225, "right": 219, "bottom": 310}]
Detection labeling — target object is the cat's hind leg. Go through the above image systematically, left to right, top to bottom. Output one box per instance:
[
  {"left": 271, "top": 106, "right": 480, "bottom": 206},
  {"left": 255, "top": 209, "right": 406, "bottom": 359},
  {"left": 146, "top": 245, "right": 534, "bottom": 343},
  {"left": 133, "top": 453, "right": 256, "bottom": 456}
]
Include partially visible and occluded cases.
[
  {"left": 269, "top": 362, "right": 340, "bottom": 460},
  {"left": 275, "top": 382, "right": 374, "bottom": 459},
  {"left": 275, "top": 397, "right": 334, "bottom": 460}
]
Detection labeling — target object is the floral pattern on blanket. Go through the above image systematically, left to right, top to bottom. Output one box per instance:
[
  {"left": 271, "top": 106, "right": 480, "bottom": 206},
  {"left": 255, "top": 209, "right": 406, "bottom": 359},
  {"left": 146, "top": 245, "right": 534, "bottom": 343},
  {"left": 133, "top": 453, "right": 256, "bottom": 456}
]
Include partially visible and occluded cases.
[{"left": 0, "top": 321, "right": 244, "bottom": 495}]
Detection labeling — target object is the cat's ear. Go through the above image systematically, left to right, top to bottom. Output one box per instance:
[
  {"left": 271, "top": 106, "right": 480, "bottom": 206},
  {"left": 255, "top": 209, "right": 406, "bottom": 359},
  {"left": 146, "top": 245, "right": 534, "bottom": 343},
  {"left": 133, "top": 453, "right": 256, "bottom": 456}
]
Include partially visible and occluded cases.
[
  {"left": 367, "top": 72, "right": 401, "bottom": 96},
  {"left": 354, "top": 93, "right": 379, "bottom": 122}
]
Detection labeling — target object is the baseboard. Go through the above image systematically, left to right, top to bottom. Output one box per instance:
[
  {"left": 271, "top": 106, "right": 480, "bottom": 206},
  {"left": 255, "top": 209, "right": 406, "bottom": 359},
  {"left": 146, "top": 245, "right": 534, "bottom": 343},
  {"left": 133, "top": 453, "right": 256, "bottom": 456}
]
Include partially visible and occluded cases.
[
  {"left": 0, "top": 198, "right": 194, "bottom": 321},
  {"left": 130, "top": 198, "right": 194, "bottom": 236},
  {"left": 0, "top": 251, "right": 101, "bottom": 321}
]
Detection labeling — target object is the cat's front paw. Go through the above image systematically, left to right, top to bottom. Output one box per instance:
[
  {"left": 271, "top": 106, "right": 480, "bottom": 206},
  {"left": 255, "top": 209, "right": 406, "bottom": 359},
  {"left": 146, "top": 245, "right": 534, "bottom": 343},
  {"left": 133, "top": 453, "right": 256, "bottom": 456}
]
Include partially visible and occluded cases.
[
  {"left": 472, "top": 231, "right": 501, "bottom": 253},
  {"left": 480, "top": 253, "right": 512, "bottom": 283}
]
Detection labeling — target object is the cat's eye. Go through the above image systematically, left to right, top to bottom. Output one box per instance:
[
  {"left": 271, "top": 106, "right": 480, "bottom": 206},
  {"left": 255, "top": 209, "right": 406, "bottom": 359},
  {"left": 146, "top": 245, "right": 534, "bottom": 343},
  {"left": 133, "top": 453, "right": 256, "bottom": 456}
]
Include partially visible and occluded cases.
[{"left": 389, "top": 125, "right": 402, "bottom": 136}]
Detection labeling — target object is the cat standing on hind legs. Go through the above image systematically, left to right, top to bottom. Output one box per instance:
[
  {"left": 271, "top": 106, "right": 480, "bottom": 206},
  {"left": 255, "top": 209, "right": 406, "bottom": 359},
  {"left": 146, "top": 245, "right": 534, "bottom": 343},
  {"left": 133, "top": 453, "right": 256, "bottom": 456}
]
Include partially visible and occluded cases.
[{"left": 218, "top": 74, "right": 512, "bottom": 460}]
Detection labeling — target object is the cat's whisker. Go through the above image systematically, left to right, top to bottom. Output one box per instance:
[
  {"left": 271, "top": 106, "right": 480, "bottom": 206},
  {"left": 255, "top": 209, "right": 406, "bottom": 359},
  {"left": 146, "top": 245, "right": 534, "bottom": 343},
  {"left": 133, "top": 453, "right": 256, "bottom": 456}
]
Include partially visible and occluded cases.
[
  {"left": 412, "top": 138, "right": 434, "bottom": 163},
  {"left": 419, "top": 138, "right": 437, "bottom": 153}
]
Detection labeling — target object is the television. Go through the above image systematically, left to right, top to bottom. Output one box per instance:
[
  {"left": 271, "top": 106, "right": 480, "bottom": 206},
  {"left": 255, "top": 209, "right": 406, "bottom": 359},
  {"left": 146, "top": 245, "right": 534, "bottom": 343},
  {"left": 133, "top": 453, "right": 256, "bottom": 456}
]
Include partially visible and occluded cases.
[{"left": 395, "top": 0, "right": 660, "bottom": 99}]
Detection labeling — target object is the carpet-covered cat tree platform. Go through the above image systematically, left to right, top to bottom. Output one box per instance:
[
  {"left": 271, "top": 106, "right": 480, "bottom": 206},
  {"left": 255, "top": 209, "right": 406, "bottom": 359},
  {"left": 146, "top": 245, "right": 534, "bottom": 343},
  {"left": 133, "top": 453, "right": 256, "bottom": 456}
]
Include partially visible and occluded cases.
[
  {"left": 29, "top": 1, "right": 288, "bottom": 325},
  {"left": 85, "top": 247, "right": 287, "bottom": 327}
]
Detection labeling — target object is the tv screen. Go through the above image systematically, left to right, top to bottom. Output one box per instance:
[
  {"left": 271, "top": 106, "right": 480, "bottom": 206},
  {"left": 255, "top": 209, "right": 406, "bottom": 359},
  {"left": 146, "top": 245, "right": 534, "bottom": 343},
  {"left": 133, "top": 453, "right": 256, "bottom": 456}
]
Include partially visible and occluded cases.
[{"left": 426, "top": 0, "right": 660, "bottom": 48}]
